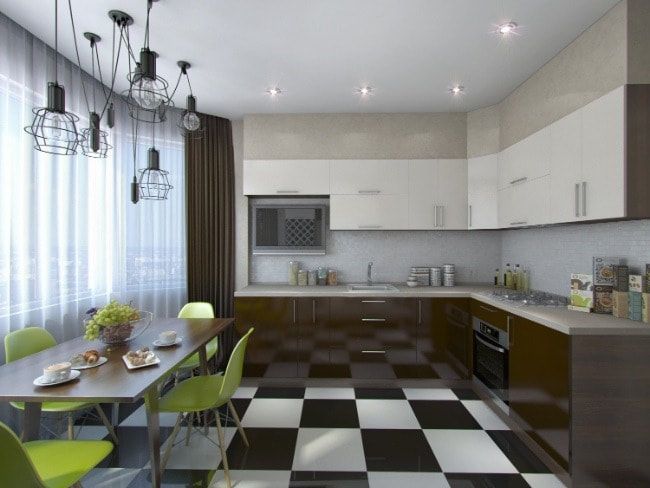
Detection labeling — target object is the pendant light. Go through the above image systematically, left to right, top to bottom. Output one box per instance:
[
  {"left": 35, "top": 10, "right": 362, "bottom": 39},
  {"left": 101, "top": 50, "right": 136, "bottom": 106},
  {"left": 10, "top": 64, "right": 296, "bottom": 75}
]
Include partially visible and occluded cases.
[
  {"left": 24, "top": 0, "right": 82, "bottom": 155},
  {"left": 124, "top": 0, "right": 172, "bottom": 123},
  {"left": 79, "top": 33, "right": 112, "bottom": 158},
  {"left": 175, "top": 61, "right": 204, "bottom": 139},
  {"left": 138, "top": 115, "right": 173, "bottom": 200}
]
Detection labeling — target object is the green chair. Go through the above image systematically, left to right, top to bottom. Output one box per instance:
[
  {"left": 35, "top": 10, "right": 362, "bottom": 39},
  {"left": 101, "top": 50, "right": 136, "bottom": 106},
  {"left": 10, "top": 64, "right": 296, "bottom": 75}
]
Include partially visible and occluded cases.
[
  {"left": 176, "top": 302, "right": 220, "bottom": 372},
  {"left": 4, "top": 328, "right": 118, "bottom": 444},
  {"left": 158, "top": 328, "right": 254, "bottom": 488},
  {"left": 0, "top": 420, "right": 113, "bottom": 488}
]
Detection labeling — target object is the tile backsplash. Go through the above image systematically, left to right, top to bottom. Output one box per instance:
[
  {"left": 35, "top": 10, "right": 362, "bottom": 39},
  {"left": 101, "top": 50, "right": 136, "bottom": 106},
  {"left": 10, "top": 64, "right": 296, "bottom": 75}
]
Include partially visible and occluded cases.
[
  {"left": 501, "top": 220, "right": 650, "bottom": 296},
  {"left": 250, "top": 230, "right": 502, "bottom": 284}
]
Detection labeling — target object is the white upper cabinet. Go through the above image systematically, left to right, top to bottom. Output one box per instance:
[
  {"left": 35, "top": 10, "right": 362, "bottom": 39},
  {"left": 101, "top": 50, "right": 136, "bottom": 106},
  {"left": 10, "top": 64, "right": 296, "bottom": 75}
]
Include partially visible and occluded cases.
[
  {"left": 581, "top": 86, "right": 625, "bottom": 221},
  {"left": 549, "top": 109, "right": 583, "bottom": 223},
  {"left": 498, "top": 126, "right": 551, "bottom": 190},
  {"left": 468, "top": 154, "right": 498, "bottom": 229},
  {"left": 408, "top": 159, "right": 467, "bottom": 230},
  {"left": 243, "top": 160, "right": 330, "bottom": 195},
  {"left": 330, "top": 160, "right": 409, "bottom": 195},
  {"left": 330, "top": 194, "right": 409, "bottom": 230}
]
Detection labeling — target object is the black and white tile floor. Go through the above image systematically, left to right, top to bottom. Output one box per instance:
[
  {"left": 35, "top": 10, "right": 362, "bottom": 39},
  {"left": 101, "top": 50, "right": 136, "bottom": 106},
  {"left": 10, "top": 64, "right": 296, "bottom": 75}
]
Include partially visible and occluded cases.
[{"left": 76, "top": 386, "right": 565, "bottom": 487}]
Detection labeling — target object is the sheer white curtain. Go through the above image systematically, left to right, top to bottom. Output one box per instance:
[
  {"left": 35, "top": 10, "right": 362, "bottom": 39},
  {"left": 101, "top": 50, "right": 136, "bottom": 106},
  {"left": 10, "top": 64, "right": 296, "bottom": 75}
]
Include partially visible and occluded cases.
[{"left": 0, "top": 13, "right": 186, "bottom": 357}]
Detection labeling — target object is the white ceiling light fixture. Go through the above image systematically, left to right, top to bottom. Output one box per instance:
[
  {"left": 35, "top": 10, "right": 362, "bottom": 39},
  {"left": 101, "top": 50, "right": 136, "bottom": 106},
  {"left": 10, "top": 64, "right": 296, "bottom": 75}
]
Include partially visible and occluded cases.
[
  {"left": 496, "top": 21, "right": 518, "bottom": 36},
  {"left": 449, "top": 85, "right": 465, "bottom": 96},
  {"left": 266, "top": 87, "right": 282, "bottom": 97}
]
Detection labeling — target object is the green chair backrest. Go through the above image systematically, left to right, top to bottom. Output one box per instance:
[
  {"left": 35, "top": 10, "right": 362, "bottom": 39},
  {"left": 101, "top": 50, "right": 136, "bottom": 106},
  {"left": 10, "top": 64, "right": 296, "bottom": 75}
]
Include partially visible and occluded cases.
[
  {"left": 178, "top": 302, "right": 215, "bottom": 319},
  {"left": 4, "top": 327, "right": 57, "bottom": 363},
  {"left": 219, "top": 328, "right": 254, "bottom": 401},
  {"left": 0, "top": 421, "right": 45, "bottom": 487}
]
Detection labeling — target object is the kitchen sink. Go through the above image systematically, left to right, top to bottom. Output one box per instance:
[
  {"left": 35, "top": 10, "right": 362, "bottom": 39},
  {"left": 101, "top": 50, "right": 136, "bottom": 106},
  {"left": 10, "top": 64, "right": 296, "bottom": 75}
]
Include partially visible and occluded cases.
[{"left": 347, "top": 284, "right": 399, "bottom": 292}]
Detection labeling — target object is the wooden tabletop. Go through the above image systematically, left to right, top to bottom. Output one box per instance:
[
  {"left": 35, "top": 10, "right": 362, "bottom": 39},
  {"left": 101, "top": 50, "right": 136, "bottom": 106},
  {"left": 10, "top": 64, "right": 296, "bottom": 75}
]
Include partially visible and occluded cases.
[{"left": 0, "top": 318, "right": 234, "bottom": 403}]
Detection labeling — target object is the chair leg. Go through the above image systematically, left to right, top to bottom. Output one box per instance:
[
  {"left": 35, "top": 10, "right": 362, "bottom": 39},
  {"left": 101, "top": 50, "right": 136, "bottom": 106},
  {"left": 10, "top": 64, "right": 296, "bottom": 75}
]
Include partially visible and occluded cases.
[
  {"left": 227, "top": 400, "right": 249, "bottom": 448},
  {"left": 94, "top": 405, "right": 119, "bottom": 445},
  {"left": 203, "top": 410, "right": 209, "bottom": 436},
  {"left": 215, "top": 410, "right": 232, "bottom": 488},
  {"left": 185, "top": 411, "right": 194, "bottom": 446},
  {"left": 67, "top": 413, "right": 74, "bottom": 440},
  {"left": 161, "top": 413, "right": 183, "bottom": 473}
]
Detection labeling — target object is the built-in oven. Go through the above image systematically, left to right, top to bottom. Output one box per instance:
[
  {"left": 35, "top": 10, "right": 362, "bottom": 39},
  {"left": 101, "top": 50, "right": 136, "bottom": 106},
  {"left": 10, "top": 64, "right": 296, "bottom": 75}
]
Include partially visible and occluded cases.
[
  {"left": 251, "top": 200, "right": 327, "bottom": 255},
  {"left": 472, "top": 316, "right": 509, "bottom": 404}
]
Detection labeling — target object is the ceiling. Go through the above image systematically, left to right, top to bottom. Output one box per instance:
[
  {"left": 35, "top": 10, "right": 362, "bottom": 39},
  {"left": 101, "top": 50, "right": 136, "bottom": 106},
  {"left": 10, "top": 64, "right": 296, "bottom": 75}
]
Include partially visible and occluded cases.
[{"left": 0, "top": 0, "right": 621, "bottom": 119}]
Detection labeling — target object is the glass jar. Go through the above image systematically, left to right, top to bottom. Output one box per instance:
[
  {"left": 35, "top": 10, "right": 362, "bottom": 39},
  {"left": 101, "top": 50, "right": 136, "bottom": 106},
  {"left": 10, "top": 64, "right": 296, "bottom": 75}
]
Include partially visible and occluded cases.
[
  {"left": 288, "top": 261, "right": 299, "bottom": 286},
  {"left": 317, "top": 266, "right": 328, "bottom": 285},
  {"left": 298, "top": 269, "right": 308, "bottom": 286},
  {"left": 327, "top": 269, "right": 338, "bottom": 286},
  {"left": 308, "top": 270, "right": 317, "bottom": 286}
]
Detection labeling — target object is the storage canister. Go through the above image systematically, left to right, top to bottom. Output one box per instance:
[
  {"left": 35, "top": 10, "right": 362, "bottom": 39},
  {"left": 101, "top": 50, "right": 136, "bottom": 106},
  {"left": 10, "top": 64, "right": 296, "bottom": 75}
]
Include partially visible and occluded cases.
[{"left": 288, "top": 261, "right": 299, "bottom": 286}]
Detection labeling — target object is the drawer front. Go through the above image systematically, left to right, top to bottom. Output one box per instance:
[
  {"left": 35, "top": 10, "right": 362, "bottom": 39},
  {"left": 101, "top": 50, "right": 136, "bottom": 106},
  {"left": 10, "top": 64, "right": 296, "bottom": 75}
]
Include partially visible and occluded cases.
[{"left": 470, "top": 300, "right": 509, "bottom": 332}]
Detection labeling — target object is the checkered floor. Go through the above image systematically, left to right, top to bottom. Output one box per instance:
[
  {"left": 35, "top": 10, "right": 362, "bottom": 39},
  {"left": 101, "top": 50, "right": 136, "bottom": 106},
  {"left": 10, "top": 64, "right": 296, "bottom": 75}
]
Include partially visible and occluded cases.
[{"left": 77, "top": 386, "right": 565, "bottom": 487}]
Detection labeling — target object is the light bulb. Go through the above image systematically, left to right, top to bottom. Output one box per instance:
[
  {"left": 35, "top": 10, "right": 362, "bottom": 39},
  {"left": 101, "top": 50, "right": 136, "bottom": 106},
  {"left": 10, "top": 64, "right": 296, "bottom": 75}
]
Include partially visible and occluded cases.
[
  {"left": 497, "top": 22, "right": 518, "bottom": 36},
  {"left": 135, "top": 78, "right": 162, "bottom": 109},
  {"left": 182, "top": 111, "right": 200, "bottom": 131},
  {"left": 44, "top": 113, "right": 64, "bottom": 141}
]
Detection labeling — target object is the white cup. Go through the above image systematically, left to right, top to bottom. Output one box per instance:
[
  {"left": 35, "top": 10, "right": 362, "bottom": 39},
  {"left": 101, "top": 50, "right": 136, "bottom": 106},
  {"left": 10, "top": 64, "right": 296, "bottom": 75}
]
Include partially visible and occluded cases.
[
  {"left": 159, "top": 330, "right": 177, "bottom": 345},
  {"left": 43, "top": 362, "right": 71, "bottom": 383}
]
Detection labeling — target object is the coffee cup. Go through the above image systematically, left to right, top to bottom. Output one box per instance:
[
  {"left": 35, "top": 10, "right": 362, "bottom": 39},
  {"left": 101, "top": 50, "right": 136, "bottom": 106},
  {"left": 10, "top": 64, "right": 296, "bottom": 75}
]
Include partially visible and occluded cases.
[
  {"left": 159, "top": 330, "right": 177, "bottom": 345},
  {"left": 43, "top": 362, "right": 71, "bottom": 383}
]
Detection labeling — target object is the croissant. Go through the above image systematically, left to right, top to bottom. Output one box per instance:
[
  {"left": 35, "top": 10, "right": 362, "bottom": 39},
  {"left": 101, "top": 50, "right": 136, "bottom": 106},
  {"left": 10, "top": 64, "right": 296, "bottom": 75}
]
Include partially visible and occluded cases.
[{"left": 83, "top": 350, "right": 100, "bottom": 364}]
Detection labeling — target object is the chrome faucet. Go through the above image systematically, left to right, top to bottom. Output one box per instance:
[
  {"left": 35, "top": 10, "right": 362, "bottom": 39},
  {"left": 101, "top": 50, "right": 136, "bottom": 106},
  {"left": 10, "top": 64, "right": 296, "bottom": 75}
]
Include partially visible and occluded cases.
[{"left": 367, "top": 261, "right": 373, "bottom": 285}]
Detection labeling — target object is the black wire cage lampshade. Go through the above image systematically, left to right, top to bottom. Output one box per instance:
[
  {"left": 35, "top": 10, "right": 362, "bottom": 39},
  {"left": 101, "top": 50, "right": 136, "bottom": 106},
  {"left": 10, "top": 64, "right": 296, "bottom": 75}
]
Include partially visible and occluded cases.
[
  {"left": 127, "top": 48, "right": 171, "bottom": 111},
  {"left": 175, "top": 61, "right": 204, "bottom": 139},
  {"left": 25, "top": 82, "right": 83, "bottom": 155},
  {"left": 81, "top": 111, "right": 112, "bottom": 158},
  {"left": 138, "top": 147, "right": 173, "bottom": 200}
]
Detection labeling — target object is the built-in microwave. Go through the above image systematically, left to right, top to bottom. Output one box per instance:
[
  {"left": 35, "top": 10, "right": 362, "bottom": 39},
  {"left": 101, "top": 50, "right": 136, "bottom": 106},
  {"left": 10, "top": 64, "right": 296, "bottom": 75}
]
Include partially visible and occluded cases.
[{"left": 251, "top": 201, "right": 327, "bottom": 255}]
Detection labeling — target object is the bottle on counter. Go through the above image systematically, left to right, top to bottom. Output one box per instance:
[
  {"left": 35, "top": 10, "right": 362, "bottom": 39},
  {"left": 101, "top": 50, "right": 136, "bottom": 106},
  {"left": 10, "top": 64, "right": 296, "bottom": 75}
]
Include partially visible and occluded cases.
[
  {"left": 288, "top": 261, "right": 299, "bottom": 286},
  {"left": 504, "top": 264, "right": 512, "bottom": 289},
  {"left": 513, "top": 264, "right": 521, "bottom": 290},
  {"left": 317, "top": 266, "right": 328, "bottom": 285},
  {"left": 494, "top": 268, "right": 500, "bottom": 287},
  {"left": 298, "top": 269, "right": 308, "bottom": 286},
  {"left": 327, "top": 269, "right": 338, "bottom": 286},
  {"left": 521, "top": 269, "right": 530, "bottom": 292},
  {"left": 308, "top": 270, "right": 317, "bottom": 286}
]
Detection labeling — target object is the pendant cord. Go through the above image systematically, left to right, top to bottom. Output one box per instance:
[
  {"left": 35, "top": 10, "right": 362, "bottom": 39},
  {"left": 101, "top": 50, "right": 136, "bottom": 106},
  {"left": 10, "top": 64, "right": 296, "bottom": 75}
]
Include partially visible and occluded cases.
[
  {"left": 54, "top": 0, "right": 58, "bottom": 83},
  {"left": 67, "top": 0, "right": 91, "bottom": 114},
  {"left": 144, "top": 0, "right": 151, "bottom": 49},
  {"left": 95, "top": 23, "right": 124, "bottom": 120},
  {"left": 121, "top": 25, "right": 138, "bottom": 64},
  {"left": 168, "top": 69, "right": 183, "bottom": 102},
  {"left": 186, "top": 72, "right": 194, "bottom": 96}
]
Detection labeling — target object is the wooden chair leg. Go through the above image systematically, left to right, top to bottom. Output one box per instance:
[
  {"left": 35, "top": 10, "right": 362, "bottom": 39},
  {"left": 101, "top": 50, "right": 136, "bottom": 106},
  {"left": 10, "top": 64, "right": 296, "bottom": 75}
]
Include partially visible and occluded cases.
[
  {"left": 228, "top": 400, "right": 249, "bottom": 448},
  {"left": 94, "top": 405, "right": 119, "bottom": 445},
  {"left": 215, "top": 410, "right": 232, "bottom": 488},
  {"left": 185, "top": 411, "right": 194, "bottom": 446},
  {"left": 67, "top": 413, "right": 74, "bottom": 440},
  {"left": 161, "top": 413, "right": 183, "bottom": 473}
]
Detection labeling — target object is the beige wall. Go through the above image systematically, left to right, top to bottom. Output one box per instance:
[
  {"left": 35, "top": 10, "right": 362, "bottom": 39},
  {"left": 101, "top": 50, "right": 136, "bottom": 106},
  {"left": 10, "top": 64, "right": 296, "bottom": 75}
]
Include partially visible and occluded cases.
[
  {"left": 627, "top": 0, "right": 650, "bottom": 84},
  {"left": 498, "top": 1, "right": 627, "bottom": 150},
  {"left": 467, "top": 104, "right": 500, "bottom": 158},
  {"left": 243, "top": 113, "right": 467, "bottom": 160},
  {"left": 232, "top": 120, "right": 248, "bottom": 290}
]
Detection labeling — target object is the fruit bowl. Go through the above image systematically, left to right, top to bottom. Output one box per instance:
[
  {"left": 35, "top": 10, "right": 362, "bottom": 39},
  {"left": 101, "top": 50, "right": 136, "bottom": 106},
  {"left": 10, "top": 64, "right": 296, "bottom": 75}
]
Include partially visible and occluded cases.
[{"left": 94, "top": 311, "right": 153, "bottom": 345}]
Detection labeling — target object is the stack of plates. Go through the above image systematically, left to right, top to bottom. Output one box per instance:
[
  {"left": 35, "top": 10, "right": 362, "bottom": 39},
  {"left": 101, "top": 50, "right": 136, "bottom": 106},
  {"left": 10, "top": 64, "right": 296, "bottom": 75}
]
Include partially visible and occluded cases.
[
  {"left": 443, "top": 264, "right": 455, "bottom": 287},
  {"left": 410, "top": 267, "right": 431, "bottom": 286},
  {"left": 430, "top": 267, "right": 442, "bottom": 287}
]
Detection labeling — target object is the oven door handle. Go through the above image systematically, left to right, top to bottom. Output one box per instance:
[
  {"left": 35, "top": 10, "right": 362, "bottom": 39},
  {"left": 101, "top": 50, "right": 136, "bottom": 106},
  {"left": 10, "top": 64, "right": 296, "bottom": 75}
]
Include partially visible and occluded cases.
[{"left": 475, "top": 334, "right": 506, "bottom": 354}]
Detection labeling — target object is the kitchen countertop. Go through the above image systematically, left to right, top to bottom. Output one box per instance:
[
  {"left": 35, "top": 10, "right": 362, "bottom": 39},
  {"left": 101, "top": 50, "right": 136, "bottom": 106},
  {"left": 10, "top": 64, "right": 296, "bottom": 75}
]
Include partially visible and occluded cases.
[{"left": 235, "top": 284, "right": 650, "bottom": 336}]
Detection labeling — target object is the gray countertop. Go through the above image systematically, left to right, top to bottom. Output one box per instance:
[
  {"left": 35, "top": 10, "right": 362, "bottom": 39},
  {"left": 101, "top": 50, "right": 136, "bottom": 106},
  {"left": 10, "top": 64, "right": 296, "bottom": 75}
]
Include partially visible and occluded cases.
[{"left": 235, "top": 283, "right": 650, "bottom": 336}]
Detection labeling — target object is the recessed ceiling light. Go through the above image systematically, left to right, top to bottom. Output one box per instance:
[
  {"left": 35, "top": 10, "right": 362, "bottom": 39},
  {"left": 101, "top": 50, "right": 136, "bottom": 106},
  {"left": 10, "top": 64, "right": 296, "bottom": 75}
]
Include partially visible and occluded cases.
[
  {"left": 497, "top": 21, "right": 518, "bottom": 36},
  {"left": 449, "top": 85, "right": 465, "bottom": 96},
  {"left": 356, "top": 86, "right": 373, "bottom": 96},
  {"left": 266, "top": 87, "right": 282, "bottom": 96}
]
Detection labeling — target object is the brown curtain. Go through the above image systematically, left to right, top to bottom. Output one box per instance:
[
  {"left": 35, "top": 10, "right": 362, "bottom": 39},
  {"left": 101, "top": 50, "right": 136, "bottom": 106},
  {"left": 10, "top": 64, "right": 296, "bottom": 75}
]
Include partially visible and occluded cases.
[{"left": 185, "top": 114, "right": 235, "bottom": 358}]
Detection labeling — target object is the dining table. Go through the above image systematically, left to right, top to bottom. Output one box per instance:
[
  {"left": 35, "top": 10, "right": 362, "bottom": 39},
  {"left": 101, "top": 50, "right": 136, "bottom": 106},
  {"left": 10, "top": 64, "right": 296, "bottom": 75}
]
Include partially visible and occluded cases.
[{"left": 0, "top": 317, "right": 234, "bottom": 488}]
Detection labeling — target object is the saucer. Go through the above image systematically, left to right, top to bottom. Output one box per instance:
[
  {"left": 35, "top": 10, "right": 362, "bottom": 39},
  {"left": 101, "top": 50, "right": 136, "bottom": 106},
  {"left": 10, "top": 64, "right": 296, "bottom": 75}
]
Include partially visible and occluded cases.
[
  {"left": 153, "top": 337, "right": 183, "bottom": 348},
  {"left": 71, "top": 356, "right": 108, "bottom": 370},
  {"left": 34, "top": 369, "right": 81, "bottom": 387}
]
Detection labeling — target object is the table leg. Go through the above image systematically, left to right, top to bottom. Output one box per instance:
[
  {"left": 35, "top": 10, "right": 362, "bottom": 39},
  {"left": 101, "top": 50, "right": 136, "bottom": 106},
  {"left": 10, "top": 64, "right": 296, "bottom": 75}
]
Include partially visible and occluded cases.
[
  {"left": 198, "top": 345, "right": 208, "bottom": 376},
  {"left": 145, "top": 386, "right": 161, "bottom": 488},
  {"left": 22, "top": 402, "right": 42, "bottom": 441}
]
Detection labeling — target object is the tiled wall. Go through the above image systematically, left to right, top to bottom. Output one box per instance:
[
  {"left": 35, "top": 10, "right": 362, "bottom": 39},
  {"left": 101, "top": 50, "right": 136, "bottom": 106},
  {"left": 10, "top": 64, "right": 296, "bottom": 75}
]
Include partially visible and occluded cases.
[
  {"left": 501, "top": 219, "right": 650, "bottom": 296},
  {"left": 250, "top": 230, "right": 502, "bottom": 284}
]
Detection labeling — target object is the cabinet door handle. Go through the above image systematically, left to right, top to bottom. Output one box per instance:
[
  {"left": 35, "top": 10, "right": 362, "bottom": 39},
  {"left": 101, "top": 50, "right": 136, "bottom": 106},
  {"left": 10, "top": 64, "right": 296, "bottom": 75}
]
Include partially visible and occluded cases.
[
  {"left": 510, "top": 177, "right": 528, "bottom": 185},
  {"left": 582, "top": 181, "right": 587, "bottom": 217},
  {"left": 575, "top": 183, "right": 580, "bottom": 218},
  {"left": 276, "top": 190, "right": 299, "bottom": 194},
  {"left": 358, "top": 190, "right": 381, "bottom": 194},
  {"left": 433, "top": 205, "right": 438, "bottom": 227},
  {"left": 469, "top": 205, "right": 473, "bottom": 228},
  {"left": 439, "top": 206, "right": 445, "bottom": 228},
  {"left": 510, "top": 221, "right": 528, "bottom": 226},
  {"left": 358, "top": 225, "right": 382, "bottom": 229},
  {"left": 293, "top": 299, "right": 296, "bottom": 324},
  {"left": 312, "top": 299, "right": 316, "bottom": 324},
  {"left": 362, "top": 300, "right": 386, "bottom": 303},
  {"left": 418, "top": 300, "right": 422, "bottom": 325},
  {"left": 479, "top": 305, "right": 497, "bottom": 313},
  {"left": 507, "top": 316, "right": 513, "bottom": 347},
  {"left": 362, "top": 318, "right": 386, "bottom": 322},
  {"left": 475, "top": 334, "right": 506, "bottom": 354},
  {"left": 362, "top": 350, "right": 386, "bottom": 354}
]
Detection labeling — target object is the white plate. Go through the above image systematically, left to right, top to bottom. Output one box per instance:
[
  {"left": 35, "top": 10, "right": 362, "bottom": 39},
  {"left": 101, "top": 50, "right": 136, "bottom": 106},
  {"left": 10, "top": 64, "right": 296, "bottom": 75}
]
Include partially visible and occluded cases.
[
  {"left": 153, "top": 337, "right": 183, "bottom": 348},
  {"left": 122, "top": 354, "right": 161, "bottom": 370},
  {"left": 71, "top": 356, "right": 108, "bottom": 370},
  {"left": 34, "top": 369, "right": 81, "bottom": 387}
]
